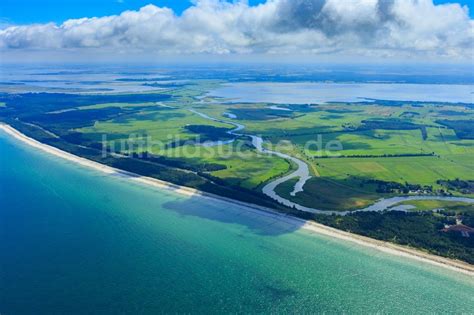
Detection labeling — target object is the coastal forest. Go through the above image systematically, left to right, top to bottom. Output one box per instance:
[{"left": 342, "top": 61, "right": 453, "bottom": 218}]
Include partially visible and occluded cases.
[{"left": 1, "top": 75, "right": 473, "bottom": 264}]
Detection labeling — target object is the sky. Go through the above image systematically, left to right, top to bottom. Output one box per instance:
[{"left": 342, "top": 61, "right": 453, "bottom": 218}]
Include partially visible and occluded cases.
[
  {"left": 0, "top": 0, "right": 473, "bottom": 63},
  {"left": 1, "top": 0, "right": 472, "bottom": 24}
]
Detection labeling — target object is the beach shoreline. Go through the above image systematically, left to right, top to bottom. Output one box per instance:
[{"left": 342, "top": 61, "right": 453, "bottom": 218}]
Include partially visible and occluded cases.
[{"left": 1, "top": 123, "right": 473, "bottom": 277}]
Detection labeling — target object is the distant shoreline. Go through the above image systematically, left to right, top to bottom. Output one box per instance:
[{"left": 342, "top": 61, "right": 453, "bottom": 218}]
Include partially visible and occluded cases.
[{"left": 1, "top": 123, "right": 473, "bottom": 277}]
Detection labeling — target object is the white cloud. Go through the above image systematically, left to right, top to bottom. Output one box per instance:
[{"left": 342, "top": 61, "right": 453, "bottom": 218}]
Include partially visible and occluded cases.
[{"left": 0, "top": 0, "right": 472, "bottom": 60}]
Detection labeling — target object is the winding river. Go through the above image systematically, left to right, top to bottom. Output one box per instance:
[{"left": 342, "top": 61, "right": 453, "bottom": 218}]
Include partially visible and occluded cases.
[{"left": 190, "top": 109, "right": 474, "bottom": 215}]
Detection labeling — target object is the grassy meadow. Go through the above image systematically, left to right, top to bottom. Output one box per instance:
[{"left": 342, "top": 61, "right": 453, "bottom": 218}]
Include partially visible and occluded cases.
[
  {"left": 1, "top": 79, "right": 474, "bottom": 263},
  {"left": 1, "top": 80, "right": 473, "bottom": 212},
  {"left": 391, "top": 200, "right": 474, "bottom": 213}
]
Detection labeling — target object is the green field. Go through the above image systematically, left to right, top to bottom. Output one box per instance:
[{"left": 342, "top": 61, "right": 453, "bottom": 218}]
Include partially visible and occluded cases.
[
  {"left": 1, "top": 80, "right": 474, "bottom": 264},
  {"left": 1, "top": 82, "right": 473, "bottom": 210},
  {"left": 78, "top": 108, "right": 233, "bottom": 143},
  {"left": 164, "top": 139, "right": 292, "bottom": 190},
  {"left": 314, "top": 155, "right": 473, "bottom": 188},
  {"left": 275, "top": 177, "right": 381, "bottom": 211},
  {"left": 391, "top": 200, "right": 474, "bottom": 213}
]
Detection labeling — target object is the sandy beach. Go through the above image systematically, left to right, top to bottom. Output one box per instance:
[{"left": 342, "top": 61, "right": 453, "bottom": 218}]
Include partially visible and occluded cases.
[{"left": 1, "top": 123, "right": 473, "bottom": 277}]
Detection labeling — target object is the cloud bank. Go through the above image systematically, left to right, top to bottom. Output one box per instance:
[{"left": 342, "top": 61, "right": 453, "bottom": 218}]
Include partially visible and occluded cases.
[{"left": 1, "top": 0, "right": 473, "bottom": 60}]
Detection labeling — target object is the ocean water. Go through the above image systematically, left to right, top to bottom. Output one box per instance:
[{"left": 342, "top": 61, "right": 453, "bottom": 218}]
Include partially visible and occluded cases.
[
  {"left": 209, "top": 82, "right": 474, "bottom": 104},
  {"left": 0, "top": 130, "right": 473, "bottom": 314}
]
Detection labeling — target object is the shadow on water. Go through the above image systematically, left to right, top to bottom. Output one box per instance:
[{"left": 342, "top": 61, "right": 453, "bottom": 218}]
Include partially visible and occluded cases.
[
  {"left": 162, "top": 195, "right": 304, "bottom": 236},
  {"left": 262, "top": 284, "right": 298, "bottom": 300}
]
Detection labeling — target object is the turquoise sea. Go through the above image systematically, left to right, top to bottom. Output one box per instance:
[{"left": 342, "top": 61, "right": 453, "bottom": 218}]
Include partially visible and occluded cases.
[{"left": 1, "top": 130, "right": 473, "bottom": 314}]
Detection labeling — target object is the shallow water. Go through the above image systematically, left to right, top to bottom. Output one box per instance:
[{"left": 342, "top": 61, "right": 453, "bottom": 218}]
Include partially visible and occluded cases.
[
  {"left": 209, "top": 82, "right": 474, "bottom": 104},
  {"left": 1, "top": 130, "right": 473, "bottom": 314}
]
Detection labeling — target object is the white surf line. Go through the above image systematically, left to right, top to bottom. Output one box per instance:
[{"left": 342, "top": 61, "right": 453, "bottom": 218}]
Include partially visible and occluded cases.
[{"left": 2, "top": 123, "right": 474, "bottom": 276}]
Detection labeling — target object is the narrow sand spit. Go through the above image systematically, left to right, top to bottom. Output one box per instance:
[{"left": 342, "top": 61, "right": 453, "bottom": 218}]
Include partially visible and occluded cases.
[{"left": 1, "top": 123, "right": 473, "bottom": 277}]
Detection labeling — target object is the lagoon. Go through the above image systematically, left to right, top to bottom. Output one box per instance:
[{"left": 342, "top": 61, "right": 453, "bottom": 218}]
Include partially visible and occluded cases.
[
  {"left": 209, "top": 82, "right": 474, "bottom": 104},
  {"left": 0, "top": 130, "right": 473, "bottom": 313}
]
